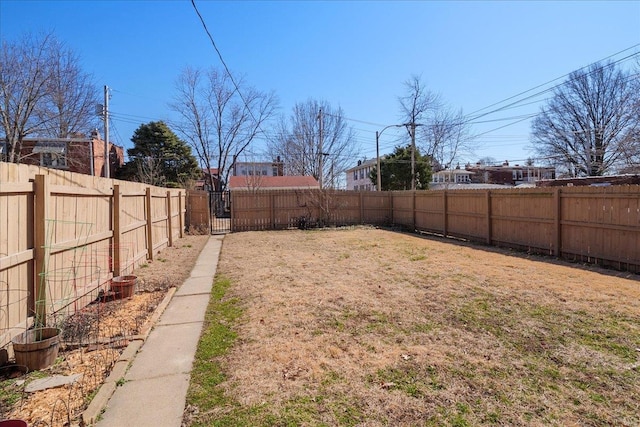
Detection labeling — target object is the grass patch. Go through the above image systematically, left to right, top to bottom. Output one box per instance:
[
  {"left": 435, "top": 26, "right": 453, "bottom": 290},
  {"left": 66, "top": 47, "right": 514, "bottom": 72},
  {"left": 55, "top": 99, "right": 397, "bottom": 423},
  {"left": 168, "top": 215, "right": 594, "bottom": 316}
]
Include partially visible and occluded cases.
[
  {"left": 186, "top": 274, "right": 244, "bottom": 425},
  {"left": 0, "top": 368, "right": 49, "bottom": 413}
]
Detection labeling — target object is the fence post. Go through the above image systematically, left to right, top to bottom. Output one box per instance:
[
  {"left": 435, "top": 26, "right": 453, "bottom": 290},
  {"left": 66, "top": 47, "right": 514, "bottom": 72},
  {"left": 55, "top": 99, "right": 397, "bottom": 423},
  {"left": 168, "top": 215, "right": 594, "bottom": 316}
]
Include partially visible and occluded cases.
[
  {"left": 33, "top": 174, "right": 49, "bottom": 322},
  {"left": 113, "top": 184, "right": 121, "bottom": 276},
  {"left": 146, "top": 187, "right": 154, "bottom": 261},
  {"left": 554, "top": 187, "right": 561, "bottom": 257},
  {"left": 178, "top": 190, "right": 184, "bottom": 238},
  {"left": 442, "top": 190, "right": 448, "bottom": 237},
  {"left": 486, "top": 190, "right": 492, "bottom": 245},
  {"left": 167, "top": 191, "right": 173, "bottom": 247},
  {"left": 360, "top": 191, "right": 364, "bottom": 224},
  {"left": 389, "top": 191, "right": 393, "bottom": 225},
  {"left": 412, "top": 191, "right": 417, "bottom": 231},
  {"left": 270, "top": 192, "right": 275, "bottom": 229}
]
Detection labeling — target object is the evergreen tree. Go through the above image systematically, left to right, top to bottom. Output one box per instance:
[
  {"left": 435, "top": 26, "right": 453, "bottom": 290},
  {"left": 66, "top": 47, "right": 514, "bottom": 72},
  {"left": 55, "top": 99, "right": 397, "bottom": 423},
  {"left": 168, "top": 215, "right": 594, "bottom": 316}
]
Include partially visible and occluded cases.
[
  {"left": 118, "top": 121, "right": 200, "bottom": 188},
  {"left": 369, "top": 145, "right": 431, "bottom": 190}
]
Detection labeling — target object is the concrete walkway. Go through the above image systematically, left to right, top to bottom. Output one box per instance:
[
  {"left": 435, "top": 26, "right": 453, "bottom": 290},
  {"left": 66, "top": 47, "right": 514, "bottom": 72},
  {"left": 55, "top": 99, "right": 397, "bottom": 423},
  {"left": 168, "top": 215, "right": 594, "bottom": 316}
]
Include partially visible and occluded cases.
[{"left": 89, "top": 235, "right": 223, "bottom": 427}]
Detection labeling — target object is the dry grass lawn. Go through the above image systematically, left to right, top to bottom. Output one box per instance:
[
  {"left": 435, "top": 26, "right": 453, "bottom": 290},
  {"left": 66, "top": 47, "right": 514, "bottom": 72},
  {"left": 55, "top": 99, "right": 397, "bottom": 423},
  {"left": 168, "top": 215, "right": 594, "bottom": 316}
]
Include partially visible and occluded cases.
[{"left": 188, "top": 227, "right": 640, "bottom": 426}]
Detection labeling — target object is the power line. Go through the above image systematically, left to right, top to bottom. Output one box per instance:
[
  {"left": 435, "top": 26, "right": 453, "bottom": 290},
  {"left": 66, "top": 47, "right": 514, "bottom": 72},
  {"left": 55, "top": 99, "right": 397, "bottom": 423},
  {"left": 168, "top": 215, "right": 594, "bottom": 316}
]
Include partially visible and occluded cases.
[
  {"left": 190, "top": 0, "right": 267, "bottom": 137},
  {"left": 332, "top": 45, "right": 640, "bottom": 138},
  {"left": 465, "top": 45, "right": 640, "bottom": 118}
]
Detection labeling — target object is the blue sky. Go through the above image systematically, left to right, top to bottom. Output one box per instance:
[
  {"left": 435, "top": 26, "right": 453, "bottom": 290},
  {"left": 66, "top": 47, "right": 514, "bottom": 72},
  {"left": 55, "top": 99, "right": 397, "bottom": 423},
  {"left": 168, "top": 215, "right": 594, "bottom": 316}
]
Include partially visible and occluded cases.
[{"left": 1, "top": 0, "right": 639, "bottom": 168}]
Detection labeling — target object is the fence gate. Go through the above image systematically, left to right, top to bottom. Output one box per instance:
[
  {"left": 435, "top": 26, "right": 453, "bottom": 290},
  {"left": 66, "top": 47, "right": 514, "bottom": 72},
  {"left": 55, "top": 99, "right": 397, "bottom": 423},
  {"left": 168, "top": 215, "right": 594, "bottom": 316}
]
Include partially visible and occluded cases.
[
  {"left": 186, "top": 190, "right": 211, "bottom": 233},
  {"left": 210, "top": 190, "right": 232, "bottom": 233}
]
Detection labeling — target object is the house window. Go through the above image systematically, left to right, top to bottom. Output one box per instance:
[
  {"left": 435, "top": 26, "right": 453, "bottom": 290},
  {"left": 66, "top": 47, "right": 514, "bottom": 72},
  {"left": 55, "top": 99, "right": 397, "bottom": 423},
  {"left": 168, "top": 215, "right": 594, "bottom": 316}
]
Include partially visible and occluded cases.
[
  {"left": 33, "top": 141, "right": 68, "bottom": 168},
  {"left": 41, "top": 152, "right": 67, "bottom": 168},
  {"left": 353, "top": 171, "right": 358, "bottom": 180}
]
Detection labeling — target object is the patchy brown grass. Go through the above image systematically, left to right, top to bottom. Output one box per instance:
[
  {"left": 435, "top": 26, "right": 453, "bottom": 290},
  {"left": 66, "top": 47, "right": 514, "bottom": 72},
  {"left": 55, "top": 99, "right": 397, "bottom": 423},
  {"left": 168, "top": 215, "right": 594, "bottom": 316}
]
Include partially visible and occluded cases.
[{"left": 189, "top": 227, "right": 640, "bottom": 426}]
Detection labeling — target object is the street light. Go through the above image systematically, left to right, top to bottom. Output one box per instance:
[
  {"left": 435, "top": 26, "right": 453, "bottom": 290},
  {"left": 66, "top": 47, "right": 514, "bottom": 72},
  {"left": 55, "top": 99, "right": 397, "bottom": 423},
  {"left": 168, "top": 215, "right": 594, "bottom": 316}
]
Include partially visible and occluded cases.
[{"left": 376, "top": 124, "right": 406, "bottom": 191}]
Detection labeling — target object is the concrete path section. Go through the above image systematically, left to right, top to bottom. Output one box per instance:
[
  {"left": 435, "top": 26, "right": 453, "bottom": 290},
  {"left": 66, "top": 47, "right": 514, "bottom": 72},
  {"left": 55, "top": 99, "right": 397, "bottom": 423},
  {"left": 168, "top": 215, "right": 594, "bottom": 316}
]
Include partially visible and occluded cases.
[{"left": 96, "top": 235, "right": 223, "bottom": 427}]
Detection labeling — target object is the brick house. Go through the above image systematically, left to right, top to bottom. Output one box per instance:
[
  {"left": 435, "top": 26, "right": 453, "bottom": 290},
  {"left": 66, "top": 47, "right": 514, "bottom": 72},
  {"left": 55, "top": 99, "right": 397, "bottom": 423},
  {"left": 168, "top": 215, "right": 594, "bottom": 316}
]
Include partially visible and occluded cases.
[
  {"left": 4, "top": 131, "right": 124, "bottom": 177},
  {"left": 465, "top": 162, "right": 555, "bottom": 186},
  {"left": 195, "top": 167, "right": 222, "bottom": 191},
  {"left": 536, "top": 174, "right": 640, "bottom": 187}
]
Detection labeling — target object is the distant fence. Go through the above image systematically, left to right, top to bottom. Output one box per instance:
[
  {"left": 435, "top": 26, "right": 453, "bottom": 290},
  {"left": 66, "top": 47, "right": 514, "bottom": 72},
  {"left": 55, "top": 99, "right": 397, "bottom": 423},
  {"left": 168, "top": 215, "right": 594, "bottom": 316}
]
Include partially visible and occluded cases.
[
  {"left": 0, "top": 162, "right": 185, "bottom": 349},
  {"left": 231, "top": 187, "right": 640, "bottom": 272}
]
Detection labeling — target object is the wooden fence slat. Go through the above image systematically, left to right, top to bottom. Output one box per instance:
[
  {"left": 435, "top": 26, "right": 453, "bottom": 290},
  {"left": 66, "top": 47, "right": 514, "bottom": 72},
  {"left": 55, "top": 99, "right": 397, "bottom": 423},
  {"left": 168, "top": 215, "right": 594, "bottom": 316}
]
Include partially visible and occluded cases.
[
  {"left": 0, "top": 163, "right": 186, "bottom": 347},
  {"left": 229, "top": 187, "right": 639, "bottom": 272}
]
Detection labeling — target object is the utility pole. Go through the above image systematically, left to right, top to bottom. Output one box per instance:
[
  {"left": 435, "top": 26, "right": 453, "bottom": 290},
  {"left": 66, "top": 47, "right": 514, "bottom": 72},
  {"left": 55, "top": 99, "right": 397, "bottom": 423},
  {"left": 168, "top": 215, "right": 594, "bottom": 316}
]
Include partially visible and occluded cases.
[
  {"left": 103, "top": 85, "right": 110, "bottom": 178},
  {"left": 318, "top": 108, "right": 324, "bottom": 188},
  {"left": 410, "top": 121, "right": 416, "bottom": 190},
  {"left": 376, "top": 131, "right": 381, "bottom": 191},
  {"left": 330, "top": 158, "right": 335, "bottom": 189}
]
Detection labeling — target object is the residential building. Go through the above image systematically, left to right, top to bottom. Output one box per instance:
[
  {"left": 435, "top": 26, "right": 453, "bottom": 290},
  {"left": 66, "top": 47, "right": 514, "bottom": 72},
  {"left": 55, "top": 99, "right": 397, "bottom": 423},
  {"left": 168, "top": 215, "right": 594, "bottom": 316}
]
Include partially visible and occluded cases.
[
  {"left": 2, "top": 131, "right": 124, "bottom": 177},
  {"left": 232, "top": 157, "right": 284, "bottom": 177},
  {"left": 345, "top": 158, "right": 377, "bottom": 191},
  {"left": 465, "top": 162, "right": 556, "bottom": 186},
  {"left": 195, "top": 167, "right": 222, "bottom": 191},
  {"left": 431, "top": 168, "right": 474, "bottom": 186},
  {"left": 536, "top": 174, "right": 640, "bottom": 187},
  {"left": 229, "top": 175, "right": 320, "bottom": 191}
]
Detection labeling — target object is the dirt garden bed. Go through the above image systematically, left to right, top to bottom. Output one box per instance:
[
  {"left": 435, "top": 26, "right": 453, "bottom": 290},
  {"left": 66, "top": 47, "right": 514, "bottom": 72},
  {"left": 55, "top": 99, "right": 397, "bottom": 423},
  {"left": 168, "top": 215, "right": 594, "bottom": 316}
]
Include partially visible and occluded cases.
[
  {"left": 187, "top": 227, "right": 640, "bottom": 426},
  {"left": 0, "top": 234, "right": 210, "bottom": 426}
]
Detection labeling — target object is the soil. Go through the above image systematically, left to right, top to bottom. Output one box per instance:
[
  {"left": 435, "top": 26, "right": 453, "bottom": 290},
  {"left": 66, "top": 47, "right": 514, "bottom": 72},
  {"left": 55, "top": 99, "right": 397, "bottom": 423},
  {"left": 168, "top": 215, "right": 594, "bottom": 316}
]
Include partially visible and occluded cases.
[{"left": 0, "top": 234, "right": 210, "bottom": 426}]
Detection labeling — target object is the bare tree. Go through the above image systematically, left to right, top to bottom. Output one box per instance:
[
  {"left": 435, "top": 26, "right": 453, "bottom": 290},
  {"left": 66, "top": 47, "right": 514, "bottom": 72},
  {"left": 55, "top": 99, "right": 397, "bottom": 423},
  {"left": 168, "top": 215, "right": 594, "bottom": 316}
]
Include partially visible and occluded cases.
[
  {"left": 0, "top": 32, "right": 100, "bottom": 162},
  {"left": 1, "top": 32, "right": 54, "bottom": 162},
  {"left": 35, "top": 37, "right": 100, "bottom": 138},
  {"left": 618, "top": 60, "right": 640, "bottom": 173},
  {"left": 531, "top": 61, "right": 639, "bottom": 176},
  {"left": 171, "top": 66, "right": 278, "bottom": 191},
  {"left": 397, "top": 75, "right": 472, "bottom": 181},
  {"left": 398, "top": 75, "right": 440, "bottom": 127},
  {"left": 398, "top": 75, "right": 439, "bottom": 189},
  {"left": 268, "top": 99, "right": 357, "bottom": 188},
  {"left": 420, "top": 106, "right": 471, "bottom": 171},
  {"left": 136, "top": 156, "right": 165, "bottom": 186},
  {"left": 476, "top": 156, "right": 498, "bottom": 166}
]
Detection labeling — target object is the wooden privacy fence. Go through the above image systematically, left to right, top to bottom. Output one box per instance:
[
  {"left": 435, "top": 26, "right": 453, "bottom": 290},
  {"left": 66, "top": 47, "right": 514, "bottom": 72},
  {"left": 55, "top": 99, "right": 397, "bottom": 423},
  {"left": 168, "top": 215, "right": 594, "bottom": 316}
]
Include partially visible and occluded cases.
[
  {"left": 0, "top": 162, "right": 185, "bottom": 349},
  {"left": 231, "top": 187, "right": 640, "bottom": 271}
]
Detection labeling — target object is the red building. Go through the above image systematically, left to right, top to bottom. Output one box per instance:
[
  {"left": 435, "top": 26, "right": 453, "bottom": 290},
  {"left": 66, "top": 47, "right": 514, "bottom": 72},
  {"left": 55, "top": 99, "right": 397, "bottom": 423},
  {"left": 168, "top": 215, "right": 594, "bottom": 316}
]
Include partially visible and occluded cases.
[{"left": 4, "top": 131, "right": 124, "bottom": 177}]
